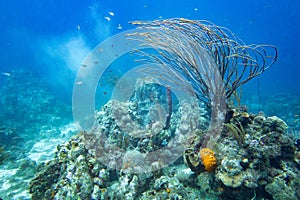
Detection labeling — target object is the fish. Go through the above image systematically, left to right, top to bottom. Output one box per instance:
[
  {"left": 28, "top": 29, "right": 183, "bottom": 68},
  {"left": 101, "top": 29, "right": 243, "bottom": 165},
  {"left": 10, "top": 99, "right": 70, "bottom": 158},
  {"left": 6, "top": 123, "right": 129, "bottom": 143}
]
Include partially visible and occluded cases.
[
  {"left": 194, "top": 8, "right": 198, "bottom": 11},
  {"left": 109, "top": 12, "right": 114, "bottom": 16},
  {"left": 104, "top": 16, "right": 111, "bottom": 21},
  {"left": 131, "top": 21, "right": 143, "bottom": 25},
  {"left": 117, "top": 24, "right": 122, "bottom": 29},
  {"left": 77, "top": 25, "right": 81, "bottom": 30},
  {"left": 1, "top": 72, "right": 11, "bottom": 76},
  {"left": 75, "top": 81, "right": 83, "bottom": 85}
]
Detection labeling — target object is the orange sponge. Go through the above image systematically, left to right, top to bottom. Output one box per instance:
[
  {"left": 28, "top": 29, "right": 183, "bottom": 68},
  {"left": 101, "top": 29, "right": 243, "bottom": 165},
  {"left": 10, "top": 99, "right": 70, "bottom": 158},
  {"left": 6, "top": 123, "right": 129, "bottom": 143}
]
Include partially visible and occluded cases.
[{"left": 200, "top": 148, "right": 217, "bottom": 172}]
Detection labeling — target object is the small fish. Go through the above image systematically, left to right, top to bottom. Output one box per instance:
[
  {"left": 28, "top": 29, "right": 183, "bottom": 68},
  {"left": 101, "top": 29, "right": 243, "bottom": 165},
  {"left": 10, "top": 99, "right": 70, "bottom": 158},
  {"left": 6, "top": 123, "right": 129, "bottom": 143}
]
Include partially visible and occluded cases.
[
  {"left": 194, "top": 8, "right": 198, "bottom": 11},
  {"left": 108, "top": 11, "right": 114, "bottom": 16},
  {"left": 104, "top": 16, "right": 111, "bottom": 21},
  {"left": 158, "top": 16, "right": 162, "bottom": 19},
  {"left": 130, "top": 21, "right": 143, "bottom": 25},
  {"left": 117, "top": 24, "right": 122, "bottom": 29},
  {"left": 77, "top": 25, "right": 81, "bottom": 30},
  {"left": 80, "top": 64, "right": 87, "bottom": 67},
  {"left": 1, "top": 72, "right": 11, "bottom": 77},
  {"left": 75, "top": 81, "right": 83, "bottom": 85},
  {"left": 294, "top": 114, "right": 299, "bottom": 117},
  {"left": 162, "top": 139, "right": 168, "bottom": 146}
]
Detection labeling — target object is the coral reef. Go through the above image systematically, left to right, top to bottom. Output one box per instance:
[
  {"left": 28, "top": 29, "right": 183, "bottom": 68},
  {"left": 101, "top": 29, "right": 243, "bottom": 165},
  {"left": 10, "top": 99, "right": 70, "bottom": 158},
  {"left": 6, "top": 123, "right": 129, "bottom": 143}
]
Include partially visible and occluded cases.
[
  {"left": 26, "top": 17, "right": 300, "bottom": 199},
  {"left": 0, "top": 68, "right": 75, "bottom": 199},
  {"left": 0, "top": 68, "right": 72, "bottom": 140},
  {"left": 28, "top": 81, "right": 210, "bottom": 199},
  {"left": 28, "top": 83, "right": 299, "bottom": 200},
  {"left": 245, "top": 93, "right": 300, "bottom": 139},
  {"left": 266, "top": 94, "right": 300, "bottom": 138},
  {"left": 179, "top": 105, "right": 299, "bottom": 199},
  {"left": 212, "top": 107, "right": 299, "bottom": 199},
  {"left": 29, "top": 135, "right": 100, "bottom": 200}
]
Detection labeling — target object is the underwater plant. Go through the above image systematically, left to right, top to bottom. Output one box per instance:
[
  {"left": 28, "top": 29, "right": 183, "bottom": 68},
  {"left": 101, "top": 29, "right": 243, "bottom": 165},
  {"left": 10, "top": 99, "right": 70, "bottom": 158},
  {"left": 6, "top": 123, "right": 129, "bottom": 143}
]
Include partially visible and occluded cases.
[{"left": 129, "top": 18, "right": 278, "bottom": 148}]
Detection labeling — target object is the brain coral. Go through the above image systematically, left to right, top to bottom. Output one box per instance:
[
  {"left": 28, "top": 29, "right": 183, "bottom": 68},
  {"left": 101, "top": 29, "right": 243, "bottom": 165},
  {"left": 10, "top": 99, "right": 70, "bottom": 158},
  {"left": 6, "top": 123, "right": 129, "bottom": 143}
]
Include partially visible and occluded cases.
[{"left": 200, "top": 148, "right": 217, "bottom": 172}]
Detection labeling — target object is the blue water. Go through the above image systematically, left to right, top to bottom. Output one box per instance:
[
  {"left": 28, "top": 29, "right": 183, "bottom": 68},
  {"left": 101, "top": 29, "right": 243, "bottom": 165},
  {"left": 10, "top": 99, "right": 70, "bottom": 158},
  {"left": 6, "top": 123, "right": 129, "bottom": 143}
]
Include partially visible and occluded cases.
[
  {"left": 1, "top": 0, "right": 299, "bottom": 100},
  {"left": 0, "top": 1, "right": 300, "bottom": 199}
]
